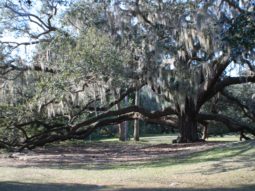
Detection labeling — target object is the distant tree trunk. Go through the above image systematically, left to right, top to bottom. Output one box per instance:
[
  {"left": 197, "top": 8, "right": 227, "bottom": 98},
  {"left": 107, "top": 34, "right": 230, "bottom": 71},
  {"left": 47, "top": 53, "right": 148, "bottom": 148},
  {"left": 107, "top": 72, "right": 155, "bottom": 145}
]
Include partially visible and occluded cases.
[
  {"left": 133, "top": 90, "right": 140, "bottom": 141},
  {"left": 116, "top": 95, "right": 129, "bottom": 141},
  {"left": 124, "top": 96, "right": 129, "bottom": 141},
  {"left": 177, "top": 98, "right": 199, "bottom": 143},
  {"left": 116, "top": 102, "right": 125, "bottom": 141},
  {"left": 124, "top": 120, "right": 128, "bottom": 141},
  {"left": 202, "top": 124, "right": 208, "bottom": 140},
  {"left": 12, "top": 126, "right": 19, "bottom": 145}
]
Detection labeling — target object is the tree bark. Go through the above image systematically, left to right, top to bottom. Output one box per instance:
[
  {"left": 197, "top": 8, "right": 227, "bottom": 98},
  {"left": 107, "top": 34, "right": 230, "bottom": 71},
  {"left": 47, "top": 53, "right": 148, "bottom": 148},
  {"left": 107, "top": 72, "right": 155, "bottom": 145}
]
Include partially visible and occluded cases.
[
  {"left": 177, "top": 98, "right": 199, "bottom": 143},
  {"left": 197, "top": 112, "right": 255, "bottom": 136},
  {"left": 178, "top": 114, "right": 199, "bottom": 143}
]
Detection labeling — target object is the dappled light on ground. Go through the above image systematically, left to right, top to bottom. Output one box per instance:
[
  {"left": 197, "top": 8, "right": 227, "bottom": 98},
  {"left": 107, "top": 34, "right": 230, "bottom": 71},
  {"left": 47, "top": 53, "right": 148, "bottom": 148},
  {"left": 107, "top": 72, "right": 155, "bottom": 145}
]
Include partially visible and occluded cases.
[
  {"left": 0, "top": 137, "right": 254, "bottom": 191},
  {"left": 1, "top": 141, "right": 227, "bottom": 169}
]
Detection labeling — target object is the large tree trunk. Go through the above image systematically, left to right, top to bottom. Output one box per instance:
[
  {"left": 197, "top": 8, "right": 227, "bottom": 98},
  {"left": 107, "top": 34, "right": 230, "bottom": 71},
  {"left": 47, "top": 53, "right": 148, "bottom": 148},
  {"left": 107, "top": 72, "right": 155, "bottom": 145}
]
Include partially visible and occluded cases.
[
  {"left": 177, "top": 98, "right": 199, "bottom": 143},
  {"left": 178, "top": 114, "right": 199, "bottom": 142}
]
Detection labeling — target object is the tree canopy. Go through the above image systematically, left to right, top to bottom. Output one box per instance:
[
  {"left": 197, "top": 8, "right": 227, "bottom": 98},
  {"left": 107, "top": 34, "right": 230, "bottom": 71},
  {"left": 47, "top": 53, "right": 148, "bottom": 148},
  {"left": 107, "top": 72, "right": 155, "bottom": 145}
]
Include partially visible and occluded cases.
[{"left": 0, "top": 0, "right": 254, "bottom": 150}]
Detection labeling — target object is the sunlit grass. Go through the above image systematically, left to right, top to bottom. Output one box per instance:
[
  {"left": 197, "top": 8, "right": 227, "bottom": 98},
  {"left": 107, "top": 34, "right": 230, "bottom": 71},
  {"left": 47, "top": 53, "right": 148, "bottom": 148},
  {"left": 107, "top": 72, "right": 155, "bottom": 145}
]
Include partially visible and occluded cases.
[
  {"left": 57, "top": 134, "right": 240, "bottom": 147},
  {"left": 98, "top": 134, "right": 241, "bottom": 144},
  {"left": 207, "top": 134, "right": 240, "bottom": 142}
]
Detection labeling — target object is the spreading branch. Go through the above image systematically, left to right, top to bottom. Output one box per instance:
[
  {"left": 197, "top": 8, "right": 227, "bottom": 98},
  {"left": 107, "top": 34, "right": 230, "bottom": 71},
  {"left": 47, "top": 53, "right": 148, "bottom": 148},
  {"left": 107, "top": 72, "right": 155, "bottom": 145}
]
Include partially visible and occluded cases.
[
  {"left": 198, "top": 74, "right": 255, "bottom": 109},
  {"left": 221, "top": 90, "right": 255, "bottom": 122},
  {"left": 197, "top": 112, "right": 255, "bottom": 136}
]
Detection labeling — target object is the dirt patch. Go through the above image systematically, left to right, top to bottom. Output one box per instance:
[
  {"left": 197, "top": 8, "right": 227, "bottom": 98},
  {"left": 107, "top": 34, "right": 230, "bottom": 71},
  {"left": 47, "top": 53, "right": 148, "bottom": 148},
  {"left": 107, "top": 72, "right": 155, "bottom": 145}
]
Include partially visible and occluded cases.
[{"left": 0, "top": 141, "right": 227, "bottom": 169}]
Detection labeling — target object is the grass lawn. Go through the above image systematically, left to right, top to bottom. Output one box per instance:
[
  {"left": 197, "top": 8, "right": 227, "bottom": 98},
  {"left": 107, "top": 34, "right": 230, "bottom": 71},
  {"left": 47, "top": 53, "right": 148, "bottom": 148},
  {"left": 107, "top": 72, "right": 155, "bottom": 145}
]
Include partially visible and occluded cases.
[{"left": 0, "top": 135, "right": 254, "bottom": 191}]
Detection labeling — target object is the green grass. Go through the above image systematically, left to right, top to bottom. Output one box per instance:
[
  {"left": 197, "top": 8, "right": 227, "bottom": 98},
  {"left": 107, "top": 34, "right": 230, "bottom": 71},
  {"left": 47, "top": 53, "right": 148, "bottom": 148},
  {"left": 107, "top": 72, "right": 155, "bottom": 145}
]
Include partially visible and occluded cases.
[
  {"left": 58, "top": 133, "right": 240, "bottom": 146},
  {"left": 56, "top": 134, "right": 177, "bottom": 146},
  {"left": 95, "top": 134, "right": 241, "bottom": 144},
  {"left": 207, "top": 134, "right": 240, "bottom": 142},
  {"left": 0, "top": 135, "right": 254, "bottom": 191},
  {"left": 92, "top": 139, "right": 255, "bottom": 170}
]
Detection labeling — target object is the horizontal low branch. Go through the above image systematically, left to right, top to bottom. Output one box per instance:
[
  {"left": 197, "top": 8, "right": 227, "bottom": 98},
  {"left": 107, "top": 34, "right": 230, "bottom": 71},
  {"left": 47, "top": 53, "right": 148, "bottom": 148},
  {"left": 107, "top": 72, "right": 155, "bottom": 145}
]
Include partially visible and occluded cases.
[
  {"left": 0, "top": 62, "right": 57, "bottom": 74},
  {"left": 217, "top": 76, "right": 255, "bottom": 91},
  {"left": 221, "top": 90, "right": 255, "bottom": 121},
  {"left": 16, "top": 105, "right": 178, "bottom": 149},
  {"left": 72, "top": 105, "right": 177, "bottom": 132},
  {"left": 197, "top": 112, "right": 255, "bottom": 136},
  {"left": 20, "top": 113, "right": 135, "bottom": 150}
]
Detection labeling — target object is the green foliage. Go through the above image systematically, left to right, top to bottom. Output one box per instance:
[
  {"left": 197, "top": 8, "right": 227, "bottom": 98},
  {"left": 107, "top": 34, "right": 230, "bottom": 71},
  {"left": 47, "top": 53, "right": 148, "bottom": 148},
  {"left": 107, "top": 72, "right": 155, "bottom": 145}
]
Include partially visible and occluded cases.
[
  {"left": 0, "top": 0, "right": 254, "bottom": 148},
  {"left": 224, "top": 12, "right": 255, "bottom": 51}
]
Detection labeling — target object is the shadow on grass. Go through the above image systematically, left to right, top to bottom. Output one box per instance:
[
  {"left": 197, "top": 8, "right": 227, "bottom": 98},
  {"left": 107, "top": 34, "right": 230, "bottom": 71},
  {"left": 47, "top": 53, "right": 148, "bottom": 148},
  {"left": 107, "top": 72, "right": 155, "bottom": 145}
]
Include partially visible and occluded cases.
[
  {"left": 88, "top": 140, "right": 255, "bottom": 171},
  {"left": 144, "top": 140, "right": 255, "bottom": 169},
  {"left": 1, "top": 141, "right": 255, "bottom": 172},
  {"left": 0, "top": 181, "right": 255, "bottom": 191},
  {"left": 0, "top": 181, "right": 108, "bottom": 191},
  {"left": 119, "top": 185, "right": 255, "bottom": 191}
]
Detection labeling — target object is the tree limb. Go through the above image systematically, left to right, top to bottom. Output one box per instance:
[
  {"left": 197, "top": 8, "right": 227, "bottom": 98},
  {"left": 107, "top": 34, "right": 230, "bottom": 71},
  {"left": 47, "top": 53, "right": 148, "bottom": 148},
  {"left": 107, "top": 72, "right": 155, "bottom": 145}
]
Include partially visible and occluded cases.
[
  {"left": 221, "top": 90, "right": 255, "bottom": 121},
  {"left": 197, "top": 112, "right": 255, "bottom": 136}
]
